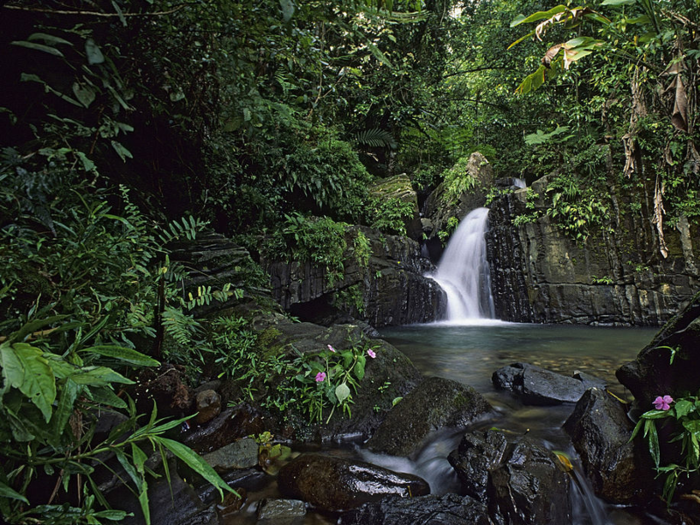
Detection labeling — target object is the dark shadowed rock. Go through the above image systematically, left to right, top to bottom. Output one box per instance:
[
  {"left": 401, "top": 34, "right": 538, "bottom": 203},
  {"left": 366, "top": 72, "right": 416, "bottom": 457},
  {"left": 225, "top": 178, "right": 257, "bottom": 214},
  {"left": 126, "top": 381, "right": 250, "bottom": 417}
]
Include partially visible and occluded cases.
[
  {"left": 617, "top": 291, "right": 700, "bottom": 408},
  {"left": 492, "top": 362, "right": 587, "bottom": 405},
  {"left": 366, "top": 376, "right": 493, "bottom": 457},
  {"left": 564, "top": 388, "right": 651, "bottom": 504},
  {"left": 183, "top": 405, "right": 265, "bottom": 454},
  {"left": 447, "top": 429, "right": 508, "bottom": 502},
  {"left": 448, "top": 431, "right": 572, "bottom": 524},
  {"left": 489, "top": 437, "right": 572, "bottom": 525},
  {"left": 277, "top": 454, "right": 430, "bottom": 512},
  {"left": 117, "top": 460, "right": 219, "bottom": 525},
  {"left": 339, "top": 493, "right": 493, "bottom": 525}
]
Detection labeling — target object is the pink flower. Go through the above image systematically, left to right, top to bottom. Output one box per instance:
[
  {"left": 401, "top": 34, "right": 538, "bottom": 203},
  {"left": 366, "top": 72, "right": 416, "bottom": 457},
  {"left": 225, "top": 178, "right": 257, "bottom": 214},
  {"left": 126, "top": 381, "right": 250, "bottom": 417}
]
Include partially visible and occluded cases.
[
  {"left": 327, "top": 345, "right": 336, "bottom": 353},
  {"left": 367, "top": 349, "right": 376, "bottom": 359},
  {"left": 315, "top": 372, "right": 326, "bottom": 383},
  {"left": 653, "top": 395, "right": 674, "bottom": 411}
]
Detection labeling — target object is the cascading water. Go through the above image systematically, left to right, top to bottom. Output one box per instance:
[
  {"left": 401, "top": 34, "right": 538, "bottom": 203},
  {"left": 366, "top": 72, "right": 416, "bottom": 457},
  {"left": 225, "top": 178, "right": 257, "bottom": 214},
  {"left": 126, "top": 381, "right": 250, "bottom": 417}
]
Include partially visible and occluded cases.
[{"left": 431, "top": 207, "right": 495, "bottom": 321}]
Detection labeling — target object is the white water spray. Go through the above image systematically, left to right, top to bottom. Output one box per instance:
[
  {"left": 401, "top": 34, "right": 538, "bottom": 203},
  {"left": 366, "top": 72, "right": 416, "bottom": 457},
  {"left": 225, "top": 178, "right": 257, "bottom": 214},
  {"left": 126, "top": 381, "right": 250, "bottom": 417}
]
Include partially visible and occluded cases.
[{"left": 431, "top": 207, "right": 495, "bottom": 321}]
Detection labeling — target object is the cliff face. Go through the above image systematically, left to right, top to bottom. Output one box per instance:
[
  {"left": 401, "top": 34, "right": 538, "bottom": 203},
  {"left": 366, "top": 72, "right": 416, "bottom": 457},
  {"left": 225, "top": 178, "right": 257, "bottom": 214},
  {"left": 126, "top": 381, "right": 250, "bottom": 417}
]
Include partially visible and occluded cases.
[
  {"left": 486, "top": 177, "right": 700, "bottom": 326},
  {"left": 264, "top": 226, "right": 446, "bottom": 328}
]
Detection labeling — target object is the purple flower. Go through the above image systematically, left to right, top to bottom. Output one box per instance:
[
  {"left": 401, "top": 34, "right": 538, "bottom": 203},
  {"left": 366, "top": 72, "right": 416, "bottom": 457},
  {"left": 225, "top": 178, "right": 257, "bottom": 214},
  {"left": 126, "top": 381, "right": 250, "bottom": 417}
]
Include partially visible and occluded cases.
[
  {"left": 327, "top": 345, "right": 336, "bottom": 353},
  {"left": 367, "top": 349, "right": 376, "bottom": 359},
  {"left": 315, "top": 372, "right": 326, "bottom": 383},
  {"left": 653, "top": 395, "right": 674, "bottom": 411}
]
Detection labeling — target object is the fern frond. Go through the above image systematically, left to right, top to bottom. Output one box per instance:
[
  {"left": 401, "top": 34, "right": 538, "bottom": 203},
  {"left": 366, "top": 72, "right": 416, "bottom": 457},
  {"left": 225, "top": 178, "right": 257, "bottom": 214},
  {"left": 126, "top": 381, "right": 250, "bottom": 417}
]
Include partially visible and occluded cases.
[
  {"left": 353, "top": 128, "right": 397, "bottom": 149},
  {"left": 162, "top": 305, "right": 201, "bottom": 346}
]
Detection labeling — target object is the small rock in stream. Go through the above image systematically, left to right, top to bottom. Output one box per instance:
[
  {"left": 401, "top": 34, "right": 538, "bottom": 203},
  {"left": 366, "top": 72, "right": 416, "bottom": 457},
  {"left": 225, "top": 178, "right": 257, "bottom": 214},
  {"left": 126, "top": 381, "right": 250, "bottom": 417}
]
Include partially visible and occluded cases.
[{"left": 277, "top": 454, "right": 430, "bottom": 512}]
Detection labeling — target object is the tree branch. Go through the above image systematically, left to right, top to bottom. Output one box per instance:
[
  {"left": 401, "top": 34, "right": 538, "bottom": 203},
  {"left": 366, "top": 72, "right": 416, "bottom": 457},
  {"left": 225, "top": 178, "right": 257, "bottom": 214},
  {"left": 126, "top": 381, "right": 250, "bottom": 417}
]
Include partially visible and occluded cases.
[{"left": 3, "top": 2, "right": 187, "bottom": 17}]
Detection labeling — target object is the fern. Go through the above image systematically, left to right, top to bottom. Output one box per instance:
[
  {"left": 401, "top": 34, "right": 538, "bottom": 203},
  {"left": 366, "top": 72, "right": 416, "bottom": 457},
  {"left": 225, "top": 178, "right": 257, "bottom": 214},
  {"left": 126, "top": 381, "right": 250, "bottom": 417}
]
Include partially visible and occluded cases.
[
  {"left": 353, "top": 128, "right": 397, "bottom": 149},
  {"left": 158, "top": 215, "right": 209, "bottom": 245},
  {"left": 162, "top": 305, "right": 201, "bottom": 346}
]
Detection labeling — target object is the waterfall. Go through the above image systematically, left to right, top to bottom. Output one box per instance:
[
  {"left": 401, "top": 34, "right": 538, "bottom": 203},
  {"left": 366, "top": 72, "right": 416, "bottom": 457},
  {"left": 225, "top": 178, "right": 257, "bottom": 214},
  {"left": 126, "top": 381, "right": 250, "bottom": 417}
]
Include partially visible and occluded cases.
[{"left": 431, "top": 207, "right": 495, "bottom": 321}]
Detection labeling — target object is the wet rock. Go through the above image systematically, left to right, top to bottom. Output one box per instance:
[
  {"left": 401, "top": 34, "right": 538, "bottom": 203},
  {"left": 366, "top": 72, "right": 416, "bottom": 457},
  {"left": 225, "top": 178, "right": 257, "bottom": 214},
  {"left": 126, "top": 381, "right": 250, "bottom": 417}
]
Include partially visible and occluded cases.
[
  {"left": 617, "top": 291, "right": 700, "bottom": 408},
  {"left": 492, "top": 362, "right": 587, "bottom": 405},
  {"left": 366, "top": 376, "right": 492, "bottom": 457},
  {"left": 564, "top": 388, "right": 651, "bottom": 504},
  {"left": 195, "top": 389, "right": 222, "bottom": 425},
  {"left": 183, "top": 405, "right": 265, "bottom": 454},
  {"left": 447, "top": 429, "right": 508, "bottom": 502},
  {"left": 202, "top": 437, "right": 259, "bottom": 472},
  {"left": 489, "top": 437, "right": 572, "bottom": 524},
  {"left": 277, "top": 454, "right": 430, "bottom": 512},
  {"left": 116, "top": 460, "right": 219, "bottom": 525},
  {"left": 339, "top": 493, "right": 493, "bottom": 525},
  {"left": 257, "top": 498, "right": 306, "bottom": 524}
]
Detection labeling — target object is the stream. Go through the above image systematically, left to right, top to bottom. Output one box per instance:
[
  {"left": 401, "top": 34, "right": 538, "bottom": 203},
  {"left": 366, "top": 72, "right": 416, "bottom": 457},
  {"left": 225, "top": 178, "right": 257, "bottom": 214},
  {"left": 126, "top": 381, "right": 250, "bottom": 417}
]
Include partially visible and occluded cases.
[
  {"left": 377, "top": 321, "right": 657, "bottom": 525},
  {"left": 228, "top": 322, "right": 656, "bottom": 525}
]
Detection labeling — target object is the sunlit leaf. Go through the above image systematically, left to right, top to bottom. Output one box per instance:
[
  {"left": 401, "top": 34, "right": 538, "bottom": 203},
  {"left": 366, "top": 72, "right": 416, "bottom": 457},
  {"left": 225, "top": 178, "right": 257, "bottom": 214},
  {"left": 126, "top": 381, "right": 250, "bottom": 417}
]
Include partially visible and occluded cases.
[{"left": 0, "top": 342, "right": 56, "bottom": 422}]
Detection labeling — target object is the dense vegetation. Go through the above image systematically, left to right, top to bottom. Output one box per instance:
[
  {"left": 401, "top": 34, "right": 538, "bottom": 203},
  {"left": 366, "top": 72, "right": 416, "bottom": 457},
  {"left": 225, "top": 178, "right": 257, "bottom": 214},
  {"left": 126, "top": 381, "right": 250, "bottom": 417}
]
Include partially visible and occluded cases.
[{"left": 1, "top": 0, "right": 699, "bottom": 522}]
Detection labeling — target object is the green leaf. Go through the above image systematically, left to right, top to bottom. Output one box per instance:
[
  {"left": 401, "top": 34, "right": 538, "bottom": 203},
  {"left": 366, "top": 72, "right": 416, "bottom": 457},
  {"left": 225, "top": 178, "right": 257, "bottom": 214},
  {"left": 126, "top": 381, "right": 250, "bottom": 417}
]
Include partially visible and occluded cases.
[
  {"left": 280, "top": 0, "right": 295, "bottom": 22},
  {"left": 601, "top": 0, "right": 635, "bottom": 5},
  {"left": 510, "top": 5, "right": 567, "bottom": 27},
  {"left": 28, "top": 33, "right": 73, "bottom": 46},
  {"left": 85, "top": 38, "right": 105, "bottom": 65},
  {"left": 11, "top": 41, "right": 64, "bottom": 57},
  {"left": 72, "top": 82, "right": 96, "bottom": 108},
  {"left": 111, "top": 140, "right": 133, "bottom": 162},
  {"left": 0, "top": 342, "right": 56, "bottom": 422},
  {"left": 82, "top": 345, "right": 160, "bottom": 367},
  {"left": 355, "top": 355, "right": 366, "bottom": 381},
  {"left": 70, "top": 366, "right": 134, "bottom": 386},
  {"left": 51, "top": 378, "right": 80, "bottom": 439},
  {"left": 335, "top": 382, "right": 351, "bottom": 404},
  {"left": 84, "top": 385, "right": 127, "bottom": 408},
  {"left": 674, "top": 399, "right": 694, "bottom": 419},
  {"left": 645, "top": 419, "right": 660, "bottom": 469},
  {"left": 156, "top": 437, "right": 237, "bottom": 499},
  {"left": 0, "top": 481, "right": 29, "bottom": 504}
]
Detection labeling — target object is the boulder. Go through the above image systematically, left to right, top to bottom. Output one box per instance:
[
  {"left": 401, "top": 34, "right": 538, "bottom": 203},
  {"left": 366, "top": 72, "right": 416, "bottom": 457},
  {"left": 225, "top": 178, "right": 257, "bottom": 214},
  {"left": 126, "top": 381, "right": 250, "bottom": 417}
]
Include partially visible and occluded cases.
[
  {"left": 617, "top": 291, "right": 700, "bottom": 408},
  {"left": 492, "top": 362, "right": 588, "bottom": 405},
  {"left": 366, "top": 376, "right": 492, "bottom": 457},
  {"left": 563, "top": 388, "right": 650, "bottom": 504},
  {"left": 447, "top": 429, "right": 509, "bottom": 502},
  {"left": 448, "top": 430, "right": 572, "bottom": 524},
  {"left": 489, "top": 437, "right": 572, "bottom": 524},
  {"left": 277, "top": 455, "right": 430, "bottom": 512},
  {"left": 338, "top": 493, "right": 493, "bottom": 525}
]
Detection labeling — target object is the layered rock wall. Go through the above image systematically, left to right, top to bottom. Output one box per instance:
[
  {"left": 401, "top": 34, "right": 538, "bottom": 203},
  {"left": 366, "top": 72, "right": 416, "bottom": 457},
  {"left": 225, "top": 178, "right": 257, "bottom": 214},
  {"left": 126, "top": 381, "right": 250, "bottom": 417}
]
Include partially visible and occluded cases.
[
  {"left": 486, "top": 178, "right": 699, "bottom": 325},
  {"left": 264, "top": 226, "right": 446, "bottom": 328}
]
